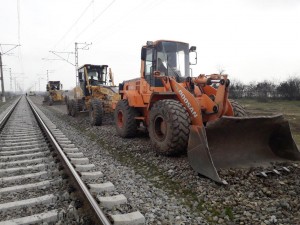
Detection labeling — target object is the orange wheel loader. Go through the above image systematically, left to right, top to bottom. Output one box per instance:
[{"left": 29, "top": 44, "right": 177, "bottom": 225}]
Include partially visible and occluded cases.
[{"left": 114, "top": 40, "right": 300, "bottom": 184}]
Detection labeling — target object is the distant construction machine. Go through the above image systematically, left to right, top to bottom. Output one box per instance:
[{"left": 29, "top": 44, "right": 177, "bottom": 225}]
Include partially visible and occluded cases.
[
  {"left": 114, "top": 40, "right": 300, "bottom": 184},
  {"left": 66, "top": 64, "right": 120, "bottom": 126},
  {"left": 43, "top": 81, "right": 65, "bottom": 106}
]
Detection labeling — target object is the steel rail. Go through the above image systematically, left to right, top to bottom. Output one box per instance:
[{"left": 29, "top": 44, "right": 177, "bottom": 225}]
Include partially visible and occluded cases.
[
  {"left": 0, "top": 96, "right": 21, "bottom": 132},
  {"left": 26, "top": 97, "right": 111, "bottom": 225}
]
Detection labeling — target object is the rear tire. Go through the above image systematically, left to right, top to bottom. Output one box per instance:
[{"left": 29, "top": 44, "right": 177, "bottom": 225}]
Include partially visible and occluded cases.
[
  {"left": 43, "top": 96, "right": 48, "bottom": 103},
  {"left": 64, "top": 96, "right": 69, "bottom": 105},
  {"left": 48, "top": 97, "right": 53, "bottom": 106},
  {"left": 66, "top": 98, "right": 71, "bottom": 116},
  {"left": 70, "top": 99, "right": 79, "bottom": 117},
  {"left": 90, "top": 99, "right": 103, "bottom": 126},
  {"left": 114, "top": 99, "right": 138, "bottom": 138},
  {"left": 149, "top": 99, "right": 190, "bottom": 156},
  {"left": 229, "top": 99, "right": 247, "bottom": 117}
]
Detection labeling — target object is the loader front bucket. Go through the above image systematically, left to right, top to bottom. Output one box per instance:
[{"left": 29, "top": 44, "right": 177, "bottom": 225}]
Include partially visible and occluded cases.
[{"left": 187, "top": 114, "right": 300, "bottom": 184}]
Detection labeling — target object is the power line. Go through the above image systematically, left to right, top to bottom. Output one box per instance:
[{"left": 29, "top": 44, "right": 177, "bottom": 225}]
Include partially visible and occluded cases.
[
  {"left": 16, "top": 0, "right": 26, "bottom": 90},
  {"left": 17, "top": 0, "right": 21, "bottom": 44},
  {"left": 42, "top": 0, "right": 95, "bottom": 76},
  {"left": 52, "top": 0, "right": 94, "bottom": 50},
  {"left": 63, "top": 0, "right": 116, "bottom": 50},
  {"left": 88, "top": 0, "right": 163, "bottom": 46},
  {"left": 50, "top": 42, "right": 92, "bottom": 85},
  {"left": 0, "top": 44, "right": 20, "bottom": 102},
  {"left": 0, "top": 44, "right": 20, "bottom": 55}
]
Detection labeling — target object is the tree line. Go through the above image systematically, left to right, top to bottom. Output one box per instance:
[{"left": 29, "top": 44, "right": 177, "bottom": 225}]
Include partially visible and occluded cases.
[{"left": 229, "top": 77, "right": 300, "bottom": 101}]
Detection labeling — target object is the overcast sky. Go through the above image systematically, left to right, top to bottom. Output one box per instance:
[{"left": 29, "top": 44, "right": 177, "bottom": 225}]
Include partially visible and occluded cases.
[{"left": 1, "top": 0, "right": 300, "bottom": 91}]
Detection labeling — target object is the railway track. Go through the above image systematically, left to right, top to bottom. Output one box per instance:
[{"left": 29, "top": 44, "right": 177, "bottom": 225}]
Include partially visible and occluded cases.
[{"left": 0, "top": 96, "right": 145, "bottom": 225}]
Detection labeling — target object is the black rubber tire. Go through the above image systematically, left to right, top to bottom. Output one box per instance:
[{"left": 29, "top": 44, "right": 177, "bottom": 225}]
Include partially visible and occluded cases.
[
  {"left": 43, "top": 96, "right": 48, "bottom": 103},
  {"left": 48, "top": 96, "right": 53, "bottom": 106},
  {"left": 64, "top": 96, "right": 69, "bottom": 105},
  {"left": 66, "top": 98, "right": 71, "bottom": 116},
  {"left": 70, "top": 99, "right": 79, "bottom": 117},
  {"left": 77, "top": 99, "right": 85, "bottom": 112},
  {"left": 89, "top": 99, "right": 104, "bottom": 126},
  {"left": 114, "top": 99, "right": 138, "bottom": 138},
  {"left": 149, "top": 99, "right": 190, "bottom": 156},
  {"left": 229, "top": 99, "right": 248, "bottom": 117}
]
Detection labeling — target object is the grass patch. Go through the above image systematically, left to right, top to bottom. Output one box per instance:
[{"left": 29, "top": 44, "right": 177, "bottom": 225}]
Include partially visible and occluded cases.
[
  {"left": 237, "top": 99, "right": 300, "bottom": 146},
  {"left": 224, "top": 207, "right": 234, "bottom": 220}
]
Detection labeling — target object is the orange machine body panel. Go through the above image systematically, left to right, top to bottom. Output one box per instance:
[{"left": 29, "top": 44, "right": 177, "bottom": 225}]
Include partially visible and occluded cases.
[{"left": 119, "top": 40, "right": 234, "bottom": 127}]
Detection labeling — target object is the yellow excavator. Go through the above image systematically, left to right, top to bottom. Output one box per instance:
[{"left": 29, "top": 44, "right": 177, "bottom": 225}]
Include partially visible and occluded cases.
[{"left": 114, "top": 40, "right": 300, "bottom": 184}]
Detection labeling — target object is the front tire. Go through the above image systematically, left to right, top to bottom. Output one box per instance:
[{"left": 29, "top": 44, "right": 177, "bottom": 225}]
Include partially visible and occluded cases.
[
  {"left": 48, "top": 96, "right": 53, "bottom": 106},
  {"left": 70, "top": 99, "right": 79, "bottom": 117},
  {"left": 89, "top": 99, "right": 103, "bottom": 126},
  {"left": 114, "top": 99, "right": 138, "bottom": 138},
  {"left": 149, "top": 99, "right": 190, "bottom": 156}
]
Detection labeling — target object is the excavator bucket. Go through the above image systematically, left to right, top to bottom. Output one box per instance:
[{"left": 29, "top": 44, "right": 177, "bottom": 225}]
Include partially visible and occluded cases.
[{"left": 187, "top": 114, "right": 300, "bottom": 184}]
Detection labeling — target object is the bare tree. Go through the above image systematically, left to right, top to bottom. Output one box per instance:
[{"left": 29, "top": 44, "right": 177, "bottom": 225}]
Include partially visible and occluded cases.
[
  {"left": 216, "top": 64, "right": 225, "bottom": 75},
  {"left": 277, "top": 77, "right": 300, "bottom": 100}
]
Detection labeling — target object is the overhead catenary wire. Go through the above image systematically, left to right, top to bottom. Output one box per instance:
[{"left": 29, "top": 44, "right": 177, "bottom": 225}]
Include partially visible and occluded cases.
[
  {"left": 16, "top": 0, "right": 26, "bottom": 91},
  {"left": 17, "top": 0, "right": 21, "bottom": 45},
  {"left": 41, "top": 0, "right": 95, "bottom": 79},
  {"left": 42, "top": 0, "right": 160, "bottom": 88},
  {"left": 52, "top": 0, "right": 95, "bottom": 50},
  {"left": 62, "top": 0, "right": 117, "bottom": 51},
  {"left": 88, "top": 0, "right": 165, "bottom": 43}
]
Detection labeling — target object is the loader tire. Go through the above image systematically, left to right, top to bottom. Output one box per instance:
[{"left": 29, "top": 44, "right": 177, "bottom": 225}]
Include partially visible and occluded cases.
[
  {"left": 43, "top": 96, "right": 48, "bottom": 103},
  {"left": 64, "top": 96, "right": 69, "bottom": 105},
  {"left": 48, "top": 97, "right": 53, "bottom": 106},
  {"left": 66, "top": 99, "right": 71, "bottom": 116},
  {"left": 70, "top": 99, "right": 79, "bottom": 117},
  {"left": 90, "top": 99, "right": 103, "bottom": 126},
  {"left": 114, "top": 99, "right": 138, "bottom": 138},
  {"left": 149, "top": 99, "right": 190, "bottom": 156},
  {"left": 229, "top": 99, "right": 247, "bottom": 117}
]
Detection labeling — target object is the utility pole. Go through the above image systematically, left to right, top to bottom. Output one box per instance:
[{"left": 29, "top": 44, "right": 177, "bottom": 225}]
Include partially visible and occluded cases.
[
  {"left": 49, "top": 42, "right": 92, "bottom": 86},
  {"left": 75, "top": 42, "right": 92, "bottom": 85},
  {"left": 75, "top": 42, "right": 78, "bottom": 85},
  {"left": 0, "top": 44, "right": 20, "bottom": 102},
  {"left": 0, "top": 53, "right": 4, "bottom": 102},
  {"left": 9, "top": 68, "right": 12, "bottom": 91},
  {"left": 12, "top": 75, "right": 25, "bottom": 93},
  {"left": 36, "top": 75, "right": 45, "bottom": 92},
  {"left": 14, "top": 77, "right": 17, "bottom": 93}
]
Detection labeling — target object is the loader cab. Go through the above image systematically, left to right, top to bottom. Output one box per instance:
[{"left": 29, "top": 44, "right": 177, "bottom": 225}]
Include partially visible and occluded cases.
[
  {"left": 141, "top": 40, "right": 197, "bottom": 86},
  {"left": 78, "top": 64, "right": 109, "bottom": 96}
]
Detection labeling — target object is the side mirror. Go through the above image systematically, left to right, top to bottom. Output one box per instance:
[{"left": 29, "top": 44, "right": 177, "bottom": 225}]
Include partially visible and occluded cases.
[
  {"left": 189, "top": 46, "right": 196, "bottom": 52},
  {"left": 141, "top": 47, "right": 147, "bottom": 61},
  {"left": 189, "top": 51, "right": 197, "bottom": 65},
  {"left": 78, "top": 72, "right": 83, "bottom": 81}
]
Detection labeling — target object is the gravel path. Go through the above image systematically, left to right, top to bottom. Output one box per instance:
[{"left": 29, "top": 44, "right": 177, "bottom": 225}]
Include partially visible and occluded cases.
[{"left": 31, "top": 96, "right": 300, "bottom": 225}]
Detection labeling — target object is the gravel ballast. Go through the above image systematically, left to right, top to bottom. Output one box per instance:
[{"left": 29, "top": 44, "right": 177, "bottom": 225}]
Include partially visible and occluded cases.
[{"left": 32, "top": 96, "right": 300, "bottom": 225}]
